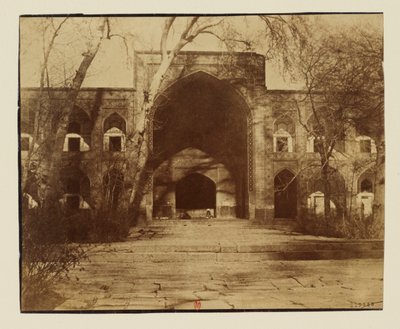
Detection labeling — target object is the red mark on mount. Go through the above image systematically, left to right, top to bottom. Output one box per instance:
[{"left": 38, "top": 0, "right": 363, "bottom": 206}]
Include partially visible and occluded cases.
[{"left": 194, "top": 299, "right": 201, "bottom": 310}]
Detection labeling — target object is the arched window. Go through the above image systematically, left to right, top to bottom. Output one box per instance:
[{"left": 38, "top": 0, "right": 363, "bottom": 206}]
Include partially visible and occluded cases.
[
  {"left": 63, "top": 109, "right": 91, "bottom": 152},
  {"left": 103, "top": 113, "right": 126, "bottom": 152},
  {"left": 104, "top": 113, "right": 126, "bottom": 133},
  {"left": 273, "top": 116, "right": 294, "bottom": 153},
  {"left": 67, "top": 121, "right": 81, "bottom": 134},
  {"left": 60, "top": 169, "right": 91, "bottom": 212},
  {"left": 358, "top": 170, "right": 374, "bottom": 194},
  {"left": 356, "top": 171, "right": 375, "bottom": 217},
  {"left": 65, "top": 178, "right": 80, "bottom": 194},
  {"left": 360, "top": 179, "right": 373, "bottom": 193}
]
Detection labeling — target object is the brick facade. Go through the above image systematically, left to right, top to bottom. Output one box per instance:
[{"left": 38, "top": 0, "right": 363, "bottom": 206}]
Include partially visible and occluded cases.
[{"left": 20, "top": 51, "right": 377, "bottom": 223}]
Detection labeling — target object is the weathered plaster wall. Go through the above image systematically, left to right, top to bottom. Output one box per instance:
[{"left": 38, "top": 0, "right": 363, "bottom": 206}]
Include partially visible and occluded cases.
[{"left": 20, "top": 51, "right": 378, "bottom": 224}]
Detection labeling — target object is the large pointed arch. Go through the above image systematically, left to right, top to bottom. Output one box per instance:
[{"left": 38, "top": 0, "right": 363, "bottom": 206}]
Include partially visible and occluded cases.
[
  {"left": 150, "top": 71, "right": 253, "bottom": 218},
  {"left": 150, "top": 71, "right": 253, "bottom": 121}
]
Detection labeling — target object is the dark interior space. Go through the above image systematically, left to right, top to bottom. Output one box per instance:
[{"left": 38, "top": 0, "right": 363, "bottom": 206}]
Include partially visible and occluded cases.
[
  {"left": 153, "top": 72, "right": 250, "bottom": 218},
  {"left": 274, "top": 169, "right": 297, "bottom": 218},
  {"left": 176, "top": 173, "right": 216, "bottom": 210}
]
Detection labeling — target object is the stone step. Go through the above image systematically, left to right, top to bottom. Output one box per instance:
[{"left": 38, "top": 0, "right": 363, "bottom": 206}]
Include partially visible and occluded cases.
[
  {"left": 120, "top": 219, "right": 384, "bottom": 261},
  {"left": 144, "top": 219, "right": 325, "bottom": 234},
  {"left": 87, "top": 241, "right": 383, "bottom": 261},
  {"left": 96, "top": 241, "right": 383, "bottom": 253},
  {"left": 87, "top": 249, "right": 383, "bottom": 263}
]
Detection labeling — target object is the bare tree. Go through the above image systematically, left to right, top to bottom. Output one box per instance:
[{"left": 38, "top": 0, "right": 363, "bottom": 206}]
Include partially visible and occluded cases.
[
  {"left": 22, "top": 15, "right": 311, "bottom": 223},
  {"left": 126, "top": 15, "right": 310, "bottom": 221},
  {"left": 20, "top": 17, "right": 112, "bottom": 309},
  {"left": 21, "top": 17, "right": 68, "bottom": 191},
  {"left": 22, "top": 17, "right": 110, "bottom": 212},
  {"left": 128, "top": 17, "right": 226, "bottom": 215},
  {"left": 293, "top": 27, "right": 383, "bottom": 226},
  {"left": 342, "top": 28, "right": 384, "bottom": 228}
]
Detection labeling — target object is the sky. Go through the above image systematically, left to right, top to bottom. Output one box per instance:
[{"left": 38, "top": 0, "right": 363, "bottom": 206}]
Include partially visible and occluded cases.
[{"left": 19, "top": 14, "right": 383, "bottom": 90}]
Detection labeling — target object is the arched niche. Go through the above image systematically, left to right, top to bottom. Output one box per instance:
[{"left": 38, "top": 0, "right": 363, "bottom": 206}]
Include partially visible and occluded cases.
[
  {"left": 151, "top": 71, "right": 252, "bottom": 218},
  {"left": 274, "top": 169, "right": 297, "bottom": 218}
]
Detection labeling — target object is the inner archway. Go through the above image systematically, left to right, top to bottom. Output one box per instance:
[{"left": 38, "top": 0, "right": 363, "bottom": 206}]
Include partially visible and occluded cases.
[
  {"left": 152, "top": 71, "right": 251, "bottom": 219},
  {"left": 274, "top": 169, "right": 297, "bottom": 218},
  {"left": 176, "top": 173, "right": 216, "bottom": 217}
]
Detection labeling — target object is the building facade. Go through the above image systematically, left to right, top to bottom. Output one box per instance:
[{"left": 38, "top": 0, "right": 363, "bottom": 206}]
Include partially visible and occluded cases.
[{"left": 20, "top": 51, "right": 377, "bottom": 222}]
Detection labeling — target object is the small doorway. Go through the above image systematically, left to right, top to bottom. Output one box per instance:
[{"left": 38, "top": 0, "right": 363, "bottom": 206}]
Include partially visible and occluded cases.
[
  {"left": 274, "top": 169, "right": 297, "bottom": 218},
  {"left": 176, "top": 173, "right": 216, "bottom": 218}
]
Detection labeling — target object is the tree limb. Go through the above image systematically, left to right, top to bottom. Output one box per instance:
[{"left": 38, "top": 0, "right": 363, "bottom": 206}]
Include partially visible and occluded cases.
[{"left": 160, "top": 17, "right": 176, "bottom": 60}]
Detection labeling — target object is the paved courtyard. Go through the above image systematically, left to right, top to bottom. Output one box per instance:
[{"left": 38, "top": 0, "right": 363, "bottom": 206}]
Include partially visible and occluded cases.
[{"left": 53, "top": 219, "right": 383, "bottom": 311}]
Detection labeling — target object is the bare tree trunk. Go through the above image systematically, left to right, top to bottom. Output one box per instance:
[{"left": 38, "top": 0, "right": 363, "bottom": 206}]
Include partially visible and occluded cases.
[
  {"left": 126, "top": 15, "right": 305, "bottom": 223},
  {"left": 22, "top": 17, "right": 69, "bottom": 192},
  {"left": 127, "top": 17, "right": 216, "bottom": 221},
  {"left": 35, "top": 18, "right": 108, "bottom": 210},
  {"left": 127, "top": 60, "right": 173, "bottom": 222},
  {"left": 321, "top": 157, "right": 331, "bottom": 224}
]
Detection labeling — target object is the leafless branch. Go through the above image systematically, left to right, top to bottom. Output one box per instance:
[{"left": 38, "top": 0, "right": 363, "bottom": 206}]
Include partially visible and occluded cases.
[{"left": 160, "top": 17, "right": 176, "bottom": 60}]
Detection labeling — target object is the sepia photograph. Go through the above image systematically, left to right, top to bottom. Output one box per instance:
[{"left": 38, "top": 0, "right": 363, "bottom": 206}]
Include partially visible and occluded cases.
[{"left": 19, "top": 13, "right": 385, "bottom": 312}]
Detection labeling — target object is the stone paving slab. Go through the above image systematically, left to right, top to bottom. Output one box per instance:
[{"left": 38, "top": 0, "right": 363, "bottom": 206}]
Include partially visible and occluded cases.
[
  {"left": 53, "top": 219, "right": 383, "bottom": 311},
  {"left": 55, "top": 258, "right": 383, "bottom": 310}
]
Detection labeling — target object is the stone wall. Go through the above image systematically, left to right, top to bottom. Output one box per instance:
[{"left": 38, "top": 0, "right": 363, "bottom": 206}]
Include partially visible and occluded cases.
[{"left": 20, "top": 51, "right": 378, "bottom": 224}]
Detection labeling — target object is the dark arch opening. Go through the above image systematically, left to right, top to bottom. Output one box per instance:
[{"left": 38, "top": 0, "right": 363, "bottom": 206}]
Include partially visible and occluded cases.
[
  {"left": 153, "top": 71, "right": 250, "bottom": 218},
  {"left": 68, "top": 107, "right": 92, "bottom": 146},
  {"left": 103, "top": 112, "right": 126, "bottom": 133},
  {"left": 274, "top": 115, "right": 295, "bottom": 134},
  {"left": 67, "top": 121, "right": 81, "bottom": 134},
  {"left": 60, "top": 167, "right": 90, "bottom": 213},
  {"left": 274, "top": 169, "right": 297, "bottom": 218},
  {"left": 176, "top": 173, "right": 216, "bottom": 211},
  {"left": 65, "top": 178, "right": 80, "bottom": 194},
  {"left": 361, "top": 179, "right": 373, "bottom": 193}
]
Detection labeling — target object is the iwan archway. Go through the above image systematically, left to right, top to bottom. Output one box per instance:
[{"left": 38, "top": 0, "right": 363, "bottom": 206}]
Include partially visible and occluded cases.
[
  {"left": 150, "top": 71, "right": 252, "bottom": 219},
  {"left": 176, "top": 173, "right": 216, "bottom": 218}
]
